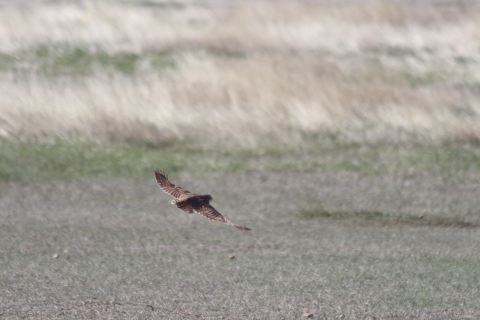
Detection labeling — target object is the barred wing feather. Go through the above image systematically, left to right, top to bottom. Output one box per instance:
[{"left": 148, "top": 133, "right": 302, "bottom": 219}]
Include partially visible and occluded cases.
[{"left": 155, "top": 170, "right": 191, "bottom": 199}]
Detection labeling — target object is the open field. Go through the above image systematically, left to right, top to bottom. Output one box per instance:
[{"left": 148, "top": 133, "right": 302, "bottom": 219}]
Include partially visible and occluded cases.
[
  {"left": 1, "top": 0, "right": 480, "bottom": 319},
  {"left": 1, "top": 0, "right": 480, "bottom": 146},
  {"left": 1, "top": 141, "right": 480, "bottom": 319},
  {"left": 1, "top": 165, "right": 480, "bottom": 319}
]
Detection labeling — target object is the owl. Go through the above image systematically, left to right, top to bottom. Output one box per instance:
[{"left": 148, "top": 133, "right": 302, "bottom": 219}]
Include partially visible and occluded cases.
[{"left": 155, "top": 170, "right": 251, "bottom": 231}]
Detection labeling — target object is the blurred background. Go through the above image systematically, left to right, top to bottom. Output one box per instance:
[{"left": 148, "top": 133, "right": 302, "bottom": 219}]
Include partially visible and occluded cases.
[
  {"left": 1, "top": 0, "right": 479, "bottom": 148},
  {"left": 2, "top": 1, "right": 480, "bottom": 318}
]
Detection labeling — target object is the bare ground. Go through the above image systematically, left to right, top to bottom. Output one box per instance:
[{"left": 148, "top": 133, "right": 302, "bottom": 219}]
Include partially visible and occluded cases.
[{"left": 1, "top": 171, "right": 479, "bottom": 319}]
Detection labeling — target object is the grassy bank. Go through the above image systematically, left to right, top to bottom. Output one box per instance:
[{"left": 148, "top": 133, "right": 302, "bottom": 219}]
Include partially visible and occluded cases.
[{"left": 2, "top": 139, "right": 480, "bottom": 182}]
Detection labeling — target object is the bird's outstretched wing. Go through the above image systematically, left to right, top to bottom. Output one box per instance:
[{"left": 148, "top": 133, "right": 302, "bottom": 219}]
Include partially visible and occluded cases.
[
  {"left": 155, "top": 170, "right": 191, "bottom": 199},
  {"left": 192, "top": 203, "right": 251, "bottom": 231}
]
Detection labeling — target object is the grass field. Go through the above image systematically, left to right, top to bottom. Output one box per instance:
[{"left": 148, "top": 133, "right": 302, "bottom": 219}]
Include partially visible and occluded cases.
[
  {"left": 1, "top": 0, "right": 480, "bottom": 319},
  {"left": 2, "top": 0, "right": 480, "bottom": 146},
  {"left": 1, "top": 141, "right": 479, "bottom": 319}
]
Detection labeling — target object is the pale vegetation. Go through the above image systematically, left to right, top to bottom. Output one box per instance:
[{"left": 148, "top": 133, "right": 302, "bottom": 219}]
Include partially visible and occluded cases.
[
  {"left": 1, "top": 0, "right": 479, "bottom": 146},
  {"left": 2, "top": 2, "right": 480, "bottom": 318}
]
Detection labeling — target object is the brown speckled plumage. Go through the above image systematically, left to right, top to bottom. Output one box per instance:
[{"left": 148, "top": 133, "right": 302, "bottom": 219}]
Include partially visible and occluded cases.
[{"left": 155, "top": 170, "right": 251, "bottom": 231}]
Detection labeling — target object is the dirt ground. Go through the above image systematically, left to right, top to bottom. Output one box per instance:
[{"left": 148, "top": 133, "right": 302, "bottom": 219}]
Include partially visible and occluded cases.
[{"left": 1, "top": 171, "right": 479, "bottom": 319}]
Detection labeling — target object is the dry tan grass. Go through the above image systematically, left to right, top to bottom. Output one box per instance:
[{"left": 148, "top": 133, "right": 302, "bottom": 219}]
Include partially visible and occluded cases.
[{"left": 1, "top": 0, "right": 480, "bottom": 146}]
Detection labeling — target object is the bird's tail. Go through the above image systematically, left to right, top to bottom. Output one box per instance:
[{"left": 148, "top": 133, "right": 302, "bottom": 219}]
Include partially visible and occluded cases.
[{"left": 235, "top": 225, "right": 251, "bottom": 231}]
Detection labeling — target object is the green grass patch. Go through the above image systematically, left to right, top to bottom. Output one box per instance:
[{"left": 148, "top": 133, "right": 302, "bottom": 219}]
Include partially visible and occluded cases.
[
  {"left": 136, "top": 1, "right": 186, "bottom": 9},
  {"left": 0, "top": 46, "right": 176, "bottom": 77},
  {"left": 0, "top": 46, "right": 248, "bottom": 78},
  {"left": 357, "top": 60, "right": 448, "bottom": 88},
  {"left": 1, "top": 139, "right": 480, "bottom": 182},
  {"left": 0, "top": 140, "right": 183, "bottom": 182},
  {"left": 257, "top": 142, "right": 480, "bottom": 178},
  {"left": 298, "top": 207, "right": 478, "bottom": 228}
]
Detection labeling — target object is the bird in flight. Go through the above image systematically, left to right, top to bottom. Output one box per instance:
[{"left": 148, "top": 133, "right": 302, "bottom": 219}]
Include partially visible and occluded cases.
[{"left": 154, "top": 170, "right": 251, "bottom": 231}]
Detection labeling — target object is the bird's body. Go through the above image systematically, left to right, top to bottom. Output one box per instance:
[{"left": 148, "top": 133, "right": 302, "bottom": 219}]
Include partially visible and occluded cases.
[{"left": 154, "top": 170, "right": 251, "bottom": 231}]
